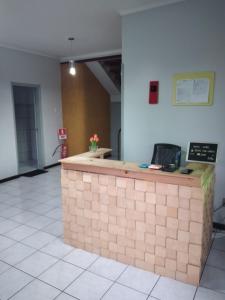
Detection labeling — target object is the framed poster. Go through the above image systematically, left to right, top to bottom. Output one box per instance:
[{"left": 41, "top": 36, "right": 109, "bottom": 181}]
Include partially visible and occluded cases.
[{"left": 172, "top": 71, "right": 215, "bottom": 106}]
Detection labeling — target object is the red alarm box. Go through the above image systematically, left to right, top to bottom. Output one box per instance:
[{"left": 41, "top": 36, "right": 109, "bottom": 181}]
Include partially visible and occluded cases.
[{"left": 149, "top": 81, "right": 159, "bottom": 104}]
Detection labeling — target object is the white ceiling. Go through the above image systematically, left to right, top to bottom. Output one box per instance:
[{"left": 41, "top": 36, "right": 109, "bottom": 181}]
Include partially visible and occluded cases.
[{"left": 0, "top": 0, "right": 183, "bottom": 60}]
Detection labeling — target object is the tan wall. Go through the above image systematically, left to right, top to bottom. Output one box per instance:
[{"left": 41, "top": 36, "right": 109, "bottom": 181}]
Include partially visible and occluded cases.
[{"left": 61, "top": 63, "right": 110, "bottom": 156}]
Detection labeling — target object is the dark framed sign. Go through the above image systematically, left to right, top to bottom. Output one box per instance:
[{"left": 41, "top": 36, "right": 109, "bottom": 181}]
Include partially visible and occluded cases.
[{"left": 186, "top": 142, "right": 218, "bottom": 164}]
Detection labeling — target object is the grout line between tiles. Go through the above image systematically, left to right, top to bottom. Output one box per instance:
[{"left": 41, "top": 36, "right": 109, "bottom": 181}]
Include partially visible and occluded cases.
[
  {"left": 199, "top": 229, "right": 217, "bottom": 283},
  {"left": 205, "top": 262, "right": 225, "bottom": 273},
  {"left": 99, "top": 264, "right": 130, "bottom": 300},
  {"left": 148, "top": 275, "right": 161, "bottom": 298},
  {"left": 192, "top": 286, "right": 198, "bottom": 300}
]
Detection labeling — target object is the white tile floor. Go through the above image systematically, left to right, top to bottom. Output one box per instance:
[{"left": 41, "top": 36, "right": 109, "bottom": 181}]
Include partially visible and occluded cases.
[{"left": 0, "top": 166, "right": 225, "bottom": 300}]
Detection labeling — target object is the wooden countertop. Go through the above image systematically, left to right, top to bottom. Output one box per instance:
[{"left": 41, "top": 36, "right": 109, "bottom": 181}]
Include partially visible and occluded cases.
[
  {"left": 69, "top": 148, "right": 112, "bottom": 159},
  {"left": 61, "top": 152, "right": 214, "bottom": 187}
]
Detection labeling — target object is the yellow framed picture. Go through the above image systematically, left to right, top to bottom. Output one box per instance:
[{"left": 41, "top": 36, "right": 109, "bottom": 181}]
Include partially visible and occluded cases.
[{"left": 172, "top": 71, "right": 215, "bottom": 106}]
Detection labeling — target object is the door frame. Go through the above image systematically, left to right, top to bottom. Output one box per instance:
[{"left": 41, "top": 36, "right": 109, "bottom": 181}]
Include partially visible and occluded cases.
[{"left": 11, "top": 83, "right": 45, "bottom": 174}]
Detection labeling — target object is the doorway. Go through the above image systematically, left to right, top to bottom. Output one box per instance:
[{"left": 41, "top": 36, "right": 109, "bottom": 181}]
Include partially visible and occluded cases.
[
  {"left": 61, "top": 55, "right": 121, "bottom": 159},
  {"left": 12, "top": 84, "right": 43, "bottom": 174}
]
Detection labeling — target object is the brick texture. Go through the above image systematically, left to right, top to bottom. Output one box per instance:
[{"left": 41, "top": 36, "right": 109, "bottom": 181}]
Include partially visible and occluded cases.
[{"left": 61, "top": 169, "right": 214, "bottom": 286}]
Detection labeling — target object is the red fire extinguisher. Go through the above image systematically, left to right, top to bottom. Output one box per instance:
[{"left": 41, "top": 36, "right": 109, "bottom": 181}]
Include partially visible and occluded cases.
[
  {"left": 52, "top": 128, "right": 69, "bottom": 159},
  {"left": 60, "top": 143, "right": 68, "bottom": 159}
]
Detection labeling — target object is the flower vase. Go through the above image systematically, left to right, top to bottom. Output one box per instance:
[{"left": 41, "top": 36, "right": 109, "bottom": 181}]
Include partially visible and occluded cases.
[{"left": 89, "top": 144, "right": 98, "bottom": 152}]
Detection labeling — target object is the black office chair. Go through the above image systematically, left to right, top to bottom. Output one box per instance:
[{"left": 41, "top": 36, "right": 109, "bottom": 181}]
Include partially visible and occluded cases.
[{"left": 151, "top": 143, "right": 181, "bottom": 169}]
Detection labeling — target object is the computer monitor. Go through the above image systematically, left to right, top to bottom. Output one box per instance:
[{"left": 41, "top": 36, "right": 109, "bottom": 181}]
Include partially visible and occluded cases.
[{"left": 151, "top": 143, "right": 181, "bottom": 168}]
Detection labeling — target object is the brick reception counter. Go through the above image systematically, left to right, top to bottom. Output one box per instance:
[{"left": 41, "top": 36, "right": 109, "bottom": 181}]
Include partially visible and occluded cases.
[{"left": 61, "top": 153, "right": 214, "bottom": 285}]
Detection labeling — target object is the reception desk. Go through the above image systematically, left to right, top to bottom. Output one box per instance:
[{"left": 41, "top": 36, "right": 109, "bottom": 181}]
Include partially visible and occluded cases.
[{"left": 61, "top": 151, "right": 214, "bottom": 285}]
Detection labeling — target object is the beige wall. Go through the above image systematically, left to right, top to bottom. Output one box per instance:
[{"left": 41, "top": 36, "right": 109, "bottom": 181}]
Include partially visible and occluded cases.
[{"left": 61, "top": 63, "right": 110, "bottom": 156}]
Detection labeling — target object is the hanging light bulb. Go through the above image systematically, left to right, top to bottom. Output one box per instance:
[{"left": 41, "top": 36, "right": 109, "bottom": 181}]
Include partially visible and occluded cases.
[
  {"left": 68, "top": 37, "right": 76, "bottom": 76},
  {"left": 69, "top": 60, "right": 76, "bottom": 76}
]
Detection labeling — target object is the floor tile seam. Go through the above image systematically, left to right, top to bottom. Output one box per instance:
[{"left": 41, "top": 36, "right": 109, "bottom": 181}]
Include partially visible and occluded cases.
[
  {"left": 1, "top": 184, "right": 58, "bottom": 194},
  {"left": 0, "top": 191, "right": 42, "bottom": 198},
  {"left": 2, "top": 194, "right": 44, "bottom": 202},
  {"left": 12, "top": 195, "right": 60, "bottom": 203},
  {"left": 13, "top": 202, "right": 53, "bottom": 210},
  {"left": 0, "top": 205, "right": 26, "bottom": 214},
  {"left": 4, "top": 205, "right": 58, "bottom": 221},
  {"left": 24, "top": 206, "right": 60, "bottom": 216},
  {"left": 0, "top": 209, "right": 61, "bottom": 227},
  {"left": 0, "top": 211, "right": 26, "bottom": 219},
  {"left": 4, "top": 217, "right": 41, "bottom": 228},
  {"left": 14, "top": 217, "right": 60, "bottom": 239},
  {"left": 0, "top": 218, "right": 8, "bottom": 224},
  {"left": 21, "top": 218, "right": 59, "bottom": 231},
  {"left": 0, "top": 221, "right": 26, "bottom": 236},
  {"left": 1, "top": 222, "right": 57, "bottom": 246},
  {"left": 1, "top": 223, "right": 40, "bottom": 238},
  {"left": 0, "top": 228, "right": 39, "bottom": 244},
  {"left": 41, "top": 229, "right": 62, "bottom": 237},
  {"left": 199, "top": 231, "right": 217, "bottom": 282},
  {"left": 18, "top": 236, "right": 58, "bottom": 253},
  {"left": 0, "top": 237, "right": 17, "bottom": 253},
  {"left": 0, "top": 237, "right": 62, "bottom": 270},
  {"left": 0, "top": 246, "right": 40, "bottom": 268},
  {"left": 38, "top": 246, "right": 76, "bottom": 261},
  {"left": 212, "top": 246, "right": 225, "bottom": 253},
  {"left": 13, "top": 248, "right": 62, "bottom": 279},
  {"left": 38, "top": 248, "right": 91, "bottom": 272},
  {"left": 60, "top": 254, "right": 101, "bottom": 274},
  {"left": 58, "top": 256, "right": 120, "bottom": 296},
  {"left": 0, "top": 259, "right": 38, "bottom": 280},
  {"left": 0, "top": 259, "right": 13, "bottom": 276},
  {"left": 85, "top": 262, "right": 128, "bottom": 283},
  {"left": 206, "top": 262, "right": 225, "bottom": 272},
  {"left": 112, "top": 263, "right": 129, "bottom": 282},
  {"left": 98, "top": 264, "right": 144, "bottom": 299},
  {"left": 202, "top": 264, "right": 225, "bottom": 272},
  {"left": 60, "top": 265, "right": 140, "bottom": 300},
  {"left": 113, "top": 265, "right": 154, "bottom": 296},
  {"left": 52, "top": 267, "right": 87, "bottom": 295},
  {"left": 37, "top": 272, "right": 81, "bottom": 294},
  {"left": 5, "top": 275, "right": 36, "bottom": 300},
  {"left": 6, "top": 275, "right": 64, "bottom": 300},
  {"left": 148, "top": 275, "right": 161, "bottom": 297},
  {"left": 149, "top": 276, "right": 198, "bottom": 299},
  {"left": 99, "top": 280, "right": 117, "bottom": 300},
  {"left": 200, "top": 282, "right": 225, "bottom": 295},
  {"left": 192, "top": 285, "right": 198, "bottom": 300},
  {"left": 195, "top": 286, "right": 225, "bottom": 297},
  {"left": 52, "top": 291, "right": 80, "bottom": 300}
]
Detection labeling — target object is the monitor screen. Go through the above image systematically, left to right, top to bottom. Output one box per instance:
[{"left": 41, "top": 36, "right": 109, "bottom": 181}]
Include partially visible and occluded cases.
[{"left": 186, "top": 142, "right": 218, "bottom": 164}]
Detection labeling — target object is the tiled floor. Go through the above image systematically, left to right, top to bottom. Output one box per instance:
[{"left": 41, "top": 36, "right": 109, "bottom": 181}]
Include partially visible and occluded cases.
[{"left": 0, "top": 166, "right": 225, "bottom": 300}]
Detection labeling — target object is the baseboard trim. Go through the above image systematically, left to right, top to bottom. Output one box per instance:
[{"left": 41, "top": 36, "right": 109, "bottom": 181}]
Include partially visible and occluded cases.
[
  {"left": 44, "top": 162, "right": 61, "bottom": 169},
  {"left": 0, "top": 163, "right": 61, "bottom": 183},
  {"left": 0, "top": 175, "right": 20, "bottom": 184},
  {"left": 213, "top": 222, "right": 225, "bottom": 231}
]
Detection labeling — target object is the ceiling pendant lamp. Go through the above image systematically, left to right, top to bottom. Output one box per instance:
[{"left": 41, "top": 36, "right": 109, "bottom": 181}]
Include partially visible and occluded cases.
[
  {"left": 68, "top": 37, "right": 76, "bottom": 76},
  {"left": 69, "top": 60, "right": 76, "bottom": 76}
]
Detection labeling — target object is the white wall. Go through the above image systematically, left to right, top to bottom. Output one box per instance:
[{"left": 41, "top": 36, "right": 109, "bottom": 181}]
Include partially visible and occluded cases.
[
  {"left": 122, "top": 0, "right": 225, "bottom": 208},
  {"left": 0, "top": 47, "right": 62, "bottom": 179},
  {"left": 86, "top": 62, "right": 120, "bottom": 96}
]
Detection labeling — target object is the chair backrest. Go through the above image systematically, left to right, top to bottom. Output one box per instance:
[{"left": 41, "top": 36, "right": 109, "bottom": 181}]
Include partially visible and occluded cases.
[{"left": 151, "top": 143, "right": 181, "bottom": 168}]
